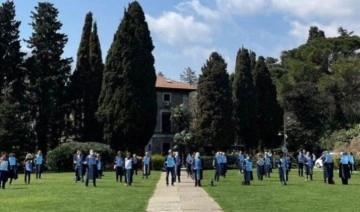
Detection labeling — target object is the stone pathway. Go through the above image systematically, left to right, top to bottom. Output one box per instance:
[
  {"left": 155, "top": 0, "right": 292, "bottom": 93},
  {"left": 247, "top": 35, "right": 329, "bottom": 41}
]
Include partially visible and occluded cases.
[{"left": 146, "top": 170, "right": 223, "bottom": 212}]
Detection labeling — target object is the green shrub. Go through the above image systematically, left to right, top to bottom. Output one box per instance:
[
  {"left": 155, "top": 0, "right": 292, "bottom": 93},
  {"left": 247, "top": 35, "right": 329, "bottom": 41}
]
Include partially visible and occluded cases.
[
  {"left": 47, "top": 141, "right": 113, "bottom": 172},
  {"left": 151, "top": 154, "right": 165, "bottom": 171}
]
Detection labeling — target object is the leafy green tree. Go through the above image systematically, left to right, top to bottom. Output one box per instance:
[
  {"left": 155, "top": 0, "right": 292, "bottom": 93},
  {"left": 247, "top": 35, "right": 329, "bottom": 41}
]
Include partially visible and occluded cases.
[
  {"left": 26, "top": 2, "right": 72, "bottom": 153},
  {"left": 97, "top": 2, "right": 157, "bottom": 152},
  {"left": 233, "top": 48, "right": 258, "bottom": 149},
  {"left": 194, "top": 52, "right": 234, "bottom": 150},
  {"left": 253, "top": 56, "right": 283, "bottom": 148},
  {"left": 180, "top": 67, "right": 198, "bottom": 85},
  {"left": 171, "top": 104, "right": 191, "bottom": 132}
]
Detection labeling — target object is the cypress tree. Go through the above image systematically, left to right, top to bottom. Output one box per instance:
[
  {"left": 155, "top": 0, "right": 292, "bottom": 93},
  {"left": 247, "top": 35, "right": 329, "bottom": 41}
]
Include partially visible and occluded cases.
[
  {"left": 0, "top": 0, "right": 26, "bottom": 103},
  {"left": 0, "top": 0, "right": 30, "bottom": 154},
  {"left": 26, "top": 2, "right": 72, "bottom": 153},
  {"left": 97, "top": 2, "right": 157, "bottom": 152},
  {"left": 69, "top": 12, "right": 92, "bottom": 140},
  {"left": 87, "top": 21, "right": 104, "bottom": 142},
  {"left": 233, "top": 48, "right": 258, "bottom": 149},
  {"left": 194, "top": 52, "right": 234, "bottom": 150},
  {"left": 253, "top": 56, "right": 283, "bottom": 148}
]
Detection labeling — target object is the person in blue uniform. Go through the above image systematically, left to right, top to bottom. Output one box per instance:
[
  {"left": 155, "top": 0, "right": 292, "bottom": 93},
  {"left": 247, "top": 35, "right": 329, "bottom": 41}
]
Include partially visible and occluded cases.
[
  {"left": 85, "top": 149, "right": 98, "bottom": 187},
  {"left": 35, "top": 150, "right": 44, "bottom": 179},
  {"left": 73, "top": 150, "right": 84, "bottom": 183},
  {"left": 165, "top": 150, "right": 175, "bottom": 186},
  {"left": 297, "top": 150, "right": 304, "bottom": 177},
  {"left": 114, "top": 151, "right": 124, "bottom": 182},
  {"left": 174, "top": 151, "right": 181, "bottom": 182},
  {"left": 238, "top": 151, "right": 245, "bottom": 173},
  {"left": 323, "top": 151, "right": 334, "bottom": 184},
  {"left": 0, "top": 152, "right": 9, "bottom": 189},
  {"left": 142, "top": 152, "right": 151, "bottom": 179},
  {"left": 193, "top": 152, "right": 202, "bottom": 187},
  {"left": 213, "top": 152, "right": 222, "bottom": 182},
  {"left": 221, "top": 152, "right": 227, "bottom": 177},
  {"left": 304, "top": 152, "right": 313, "bottom": 181},
  {"left": 339, "top": 152, "right": 350, "bottom": 185},
  {"left": 8, "top": 153, "right": 18, "bottom": 185},
  {"left": 24, "top": 153, "right": 33, "bottom": 184},
  {"left": 96, "top": 153, "right": 103, "bottom": 179},
  {"left": 264, "top": 153, "right": 271, "bottom": 177},
  {"left": 277, "top": 153, "right": 289, "bottom": 185},
  {"left": 257, "top": 154, "right": 265, "bottom": 181},
  {"left": 242, "top": 156, "right": 252, "bottom": 185}
]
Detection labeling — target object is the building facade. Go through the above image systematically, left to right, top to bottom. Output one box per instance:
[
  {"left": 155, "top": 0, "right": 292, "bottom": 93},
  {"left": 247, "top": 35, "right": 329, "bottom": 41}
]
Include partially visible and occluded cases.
[{"left": 145, "top": 76, "right": 196, "bottom": 155}]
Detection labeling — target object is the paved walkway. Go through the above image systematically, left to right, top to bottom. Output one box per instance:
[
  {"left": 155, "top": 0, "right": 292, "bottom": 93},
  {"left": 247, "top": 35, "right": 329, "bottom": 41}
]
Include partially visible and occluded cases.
[{"left": 146, "top": 170, "right": 222, "bottom": 212}]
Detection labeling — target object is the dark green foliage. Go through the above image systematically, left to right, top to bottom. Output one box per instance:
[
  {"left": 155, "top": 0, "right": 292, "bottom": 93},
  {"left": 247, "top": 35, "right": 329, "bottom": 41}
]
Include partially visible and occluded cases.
[
  {"left": 0, "top": 0, "right": 26, "bottom": 103},
  {"left": 25, "top": 2, "right": 72, "bottom": 153},
  {"left": 97, "top": 2, "right": 157, "bottom": 152},
  {"left": 69, "top": 12, "right": 93, "bottom": 140},
  {"left": 69, "top": 13, "right": 103, "bottom": 142},
  {"left": 277, "top": 26, "right": 360, "bottom": 150},
  {"left": 307, "top": 26, "right": 325, "bottom": 42},
  {"left": 233, "top": 48, "right": 258, "bottom": 149},
  {"left": 194, "top": 52, "right": 234, "bottom": 150},
  {"left": 253, "top": 56, "right": 283, "bottom": 148},
  {"left": 0, "top": 99, "right": 31, "bottom": 155},
  {"left": 46, "top": 141, "right": 113, "bottom": 172},
  {"left": 151, "top": 154, "right": 165, "bottom": 171}
]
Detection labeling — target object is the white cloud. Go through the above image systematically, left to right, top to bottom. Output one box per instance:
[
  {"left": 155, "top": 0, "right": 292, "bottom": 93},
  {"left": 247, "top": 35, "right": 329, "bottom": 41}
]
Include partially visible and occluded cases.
[
  {"left": 177, "top": 0, "right": 220, "bottom": 21},
  {"left": 216, "top": 0, "right": 269, "bottom": 15},
  {"left": 272, "top": 0, "right": 360, "bottom": 21},
  {"left": 146, "top": 12, "right": 212, "bottom": 45}
]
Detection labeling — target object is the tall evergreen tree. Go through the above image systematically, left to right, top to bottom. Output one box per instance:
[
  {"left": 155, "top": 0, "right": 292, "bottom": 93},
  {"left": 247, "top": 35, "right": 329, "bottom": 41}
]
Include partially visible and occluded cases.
[
  {"left": 0, "top": 0, "right": 26, "bottom": 103},
  {"left": 0, "top": 0, "right": 30, "bottom": 154},
  {"left": 26, "top": 2, "right": 72, "bottom": 153},
  {"left": 97, "top": 2, "right": 157, "bottom": 152},
  {"left": 69, "top": 12, "right": 92, "bottom": 140},
  {"left": 69, "top": 13, "right": 103, "bottom": 142},
  {"left": 87, "top": 21, "right": 104, "bottom": 141},
  {"left": 233, "top": 48, "right": 258, "bottom": 149},
  {"left": 194, "top": 52, "right": 234, "bottom": 150},
  {"left": 253, "top": 56, "right": 283, "bottom": 148}
]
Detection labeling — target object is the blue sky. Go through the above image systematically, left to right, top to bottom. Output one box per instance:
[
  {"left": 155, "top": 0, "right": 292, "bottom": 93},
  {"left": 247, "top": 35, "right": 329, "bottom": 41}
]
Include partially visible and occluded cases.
[{"left": 7, "top": 0, "right": 360, "bottom": 80}]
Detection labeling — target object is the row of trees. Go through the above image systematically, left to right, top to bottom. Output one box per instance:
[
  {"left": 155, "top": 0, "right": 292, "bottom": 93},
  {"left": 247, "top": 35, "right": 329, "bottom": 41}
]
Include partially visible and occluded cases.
[{"left": 0, "top": 1, "right": 157, "bottom": 155}]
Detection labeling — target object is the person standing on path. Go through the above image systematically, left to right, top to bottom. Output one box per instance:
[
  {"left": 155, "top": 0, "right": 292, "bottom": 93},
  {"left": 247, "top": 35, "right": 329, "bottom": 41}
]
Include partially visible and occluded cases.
[
  {"left": 165, "top": 150, "right": 175, "bottom": 186},
  {"left": 174, "top": 151, "right": 181, "bottom": 182},
  {"left": 194, "top": 152, "right": 202, "bottom": 187},
  {"left": 185, "top": 153, "right": 193, "bottom": 178}
]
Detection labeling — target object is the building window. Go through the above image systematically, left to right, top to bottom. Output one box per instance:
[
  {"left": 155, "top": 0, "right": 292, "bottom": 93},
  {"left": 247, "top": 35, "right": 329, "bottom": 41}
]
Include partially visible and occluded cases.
[
  {"left": 163, "top": 93, "right": 171, "bottom": 102},
  {"left": 161, "top": 112, "right": 171, "bottom": 133}
]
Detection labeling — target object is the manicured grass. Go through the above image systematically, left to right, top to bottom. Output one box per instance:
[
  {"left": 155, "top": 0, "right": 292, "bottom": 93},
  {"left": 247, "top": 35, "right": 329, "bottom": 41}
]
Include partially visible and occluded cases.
[
  {"left": 203, "top": 169, "right": 360, "bottom": 212},
  {"left": 1, "top": 171, "right": 160, "bottom": 211}
]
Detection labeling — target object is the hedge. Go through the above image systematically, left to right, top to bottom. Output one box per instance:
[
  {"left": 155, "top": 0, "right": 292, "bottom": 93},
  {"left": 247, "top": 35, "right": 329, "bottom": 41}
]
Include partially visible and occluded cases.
[{"left": 46, "top": 141, "right": 113, "bottom": 172}]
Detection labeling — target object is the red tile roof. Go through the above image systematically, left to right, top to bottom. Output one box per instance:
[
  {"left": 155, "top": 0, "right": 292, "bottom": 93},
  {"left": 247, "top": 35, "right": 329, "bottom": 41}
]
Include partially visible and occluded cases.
[{"left": 156, "top": 75, "right": 196, "bottom": 91}]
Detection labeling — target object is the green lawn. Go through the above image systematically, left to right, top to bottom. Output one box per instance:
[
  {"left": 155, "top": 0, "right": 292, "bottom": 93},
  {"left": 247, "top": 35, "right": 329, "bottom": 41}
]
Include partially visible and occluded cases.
[
  {"left": 203, "top": 169, "right": 360, "bottom": 212},
  {"left": 1, "top": 171, "right": 160, "bottom": 211}
]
